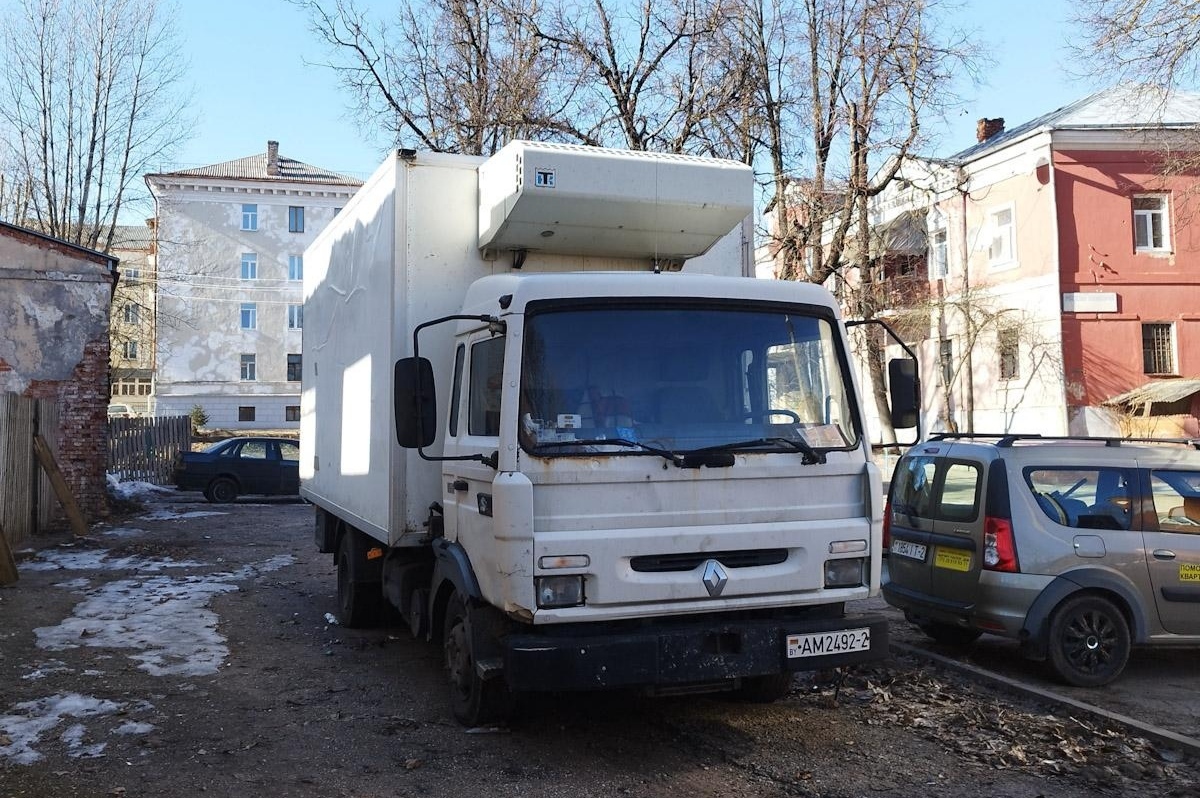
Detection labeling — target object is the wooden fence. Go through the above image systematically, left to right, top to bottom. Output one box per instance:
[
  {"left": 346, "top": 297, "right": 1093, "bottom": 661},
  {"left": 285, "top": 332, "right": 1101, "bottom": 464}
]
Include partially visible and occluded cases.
[
  {"left": 0, "top": 394, "right": 61, "bottom": 548},
  {"left": 108, "top": 415, "right": 192, "bottom": 485}
]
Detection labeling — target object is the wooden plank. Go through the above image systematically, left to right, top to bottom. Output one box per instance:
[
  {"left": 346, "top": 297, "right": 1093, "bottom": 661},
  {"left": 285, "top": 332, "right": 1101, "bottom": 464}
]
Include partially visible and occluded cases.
[
  {"left": 32, "top": 433, "right": 89, "bottom": 538},
  {"left": 0, "top": 519, "right": 17, "bottom": 586}
]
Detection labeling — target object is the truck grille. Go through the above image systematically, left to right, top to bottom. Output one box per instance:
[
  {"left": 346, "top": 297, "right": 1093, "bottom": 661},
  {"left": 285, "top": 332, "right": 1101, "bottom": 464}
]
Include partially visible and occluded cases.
[{"left": 629, "top": 549, "right": 788, "bottom": 573}]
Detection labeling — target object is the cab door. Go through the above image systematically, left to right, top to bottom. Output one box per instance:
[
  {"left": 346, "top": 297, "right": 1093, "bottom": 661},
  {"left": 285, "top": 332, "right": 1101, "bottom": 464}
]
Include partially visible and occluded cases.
[
  {"left": 444, "top": 333, "right": 505, "bottom": 551},
  {"left": 1144, "top": 469, "right": 1200, "bottom": 635}
]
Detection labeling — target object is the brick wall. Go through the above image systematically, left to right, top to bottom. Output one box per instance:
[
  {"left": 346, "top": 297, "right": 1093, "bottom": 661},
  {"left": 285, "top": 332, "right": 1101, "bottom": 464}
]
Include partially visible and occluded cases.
[{"left": 21, "top": 335, "right": 112, "bottom": 520}]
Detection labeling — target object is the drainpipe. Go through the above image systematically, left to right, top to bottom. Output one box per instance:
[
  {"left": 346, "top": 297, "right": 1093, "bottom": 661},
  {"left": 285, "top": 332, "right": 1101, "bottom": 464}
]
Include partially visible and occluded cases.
[{"left": 959, "top": 171, "right": 975, "bottom": 433}]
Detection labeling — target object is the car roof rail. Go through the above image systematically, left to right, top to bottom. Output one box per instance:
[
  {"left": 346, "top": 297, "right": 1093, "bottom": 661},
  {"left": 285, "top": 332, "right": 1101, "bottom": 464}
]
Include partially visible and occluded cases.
[{"left": 926, "top": 432, "right": 1200, "bottom": 449}]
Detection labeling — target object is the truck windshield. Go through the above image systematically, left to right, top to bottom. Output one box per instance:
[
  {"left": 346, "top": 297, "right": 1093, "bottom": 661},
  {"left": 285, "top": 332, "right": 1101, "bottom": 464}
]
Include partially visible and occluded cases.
[{"left": 519, "top": 303, "right": 859, "bottom": 457}]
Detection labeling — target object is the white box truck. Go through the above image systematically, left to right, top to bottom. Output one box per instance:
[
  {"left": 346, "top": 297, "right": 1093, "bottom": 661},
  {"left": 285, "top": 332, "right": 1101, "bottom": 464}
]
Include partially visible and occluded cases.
[{"left": 301, "top": 141, "right": 918, "bottom": 725}]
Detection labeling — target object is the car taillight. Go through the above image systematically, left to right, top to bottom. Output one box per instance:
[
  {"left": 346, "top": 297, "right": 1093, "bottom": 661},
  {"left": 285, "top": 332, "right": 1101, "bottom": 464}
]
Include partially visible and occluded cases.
[
  {"left": 882, "top": 499, "right": 892, "bottom": 550},
  {"left": 982, "top": 516, "right": 1018, "bottom": 572}
]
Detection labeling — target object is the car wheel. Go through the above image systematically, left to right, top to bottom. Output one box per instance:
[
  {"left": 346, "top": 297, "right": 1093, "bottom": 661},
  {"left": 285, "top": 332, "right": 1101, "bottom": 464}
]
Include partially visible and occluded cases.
[
  {"left": 207, "top": 477, "right": 238, "bottom": 503},
  {"left": 443, "top": 592, "right": 513, "bottom": 727},
  {"left": 1046, "top": 594, "right": 1130, "bottom": 687},
  {"left": 918, "top": 621, "right": 983, "bottom": 646},
  {"left": 735, "top": 672, "right": 794, "bottom": 703}
]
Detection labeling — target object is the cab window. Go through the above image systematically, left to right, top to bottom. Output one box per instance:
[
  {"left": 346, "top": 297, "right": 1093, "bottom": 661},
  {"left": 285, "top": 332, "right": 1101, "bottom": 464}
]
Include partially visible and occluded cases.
[
  {"left": 468, "top": 337, "right": 505, "bottom": 437},
  {"left": 1025, "top": 468, "right": 1133, "bottom": 531}
]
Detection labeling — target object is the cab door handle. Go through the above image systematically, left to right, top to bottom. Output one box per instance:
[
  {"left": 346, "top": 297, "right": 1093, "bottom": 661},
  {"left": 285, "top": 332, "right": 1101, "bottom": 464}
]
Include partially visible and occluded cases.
[
  {"left": 452, "top": 479, "right": 469, "bottom": 492},
  {"left": 1152, "top": 549, "right": 1176, "bottom": 561}
]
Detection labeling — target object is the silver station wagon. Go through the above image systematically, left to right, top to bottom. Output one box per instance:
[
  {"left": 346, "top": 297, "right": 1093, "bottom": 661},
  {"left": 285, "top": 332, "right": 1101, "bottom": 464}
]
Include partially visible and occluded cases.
[{"left": 883, "top": 434, "right": 1200, "bottom": 687}]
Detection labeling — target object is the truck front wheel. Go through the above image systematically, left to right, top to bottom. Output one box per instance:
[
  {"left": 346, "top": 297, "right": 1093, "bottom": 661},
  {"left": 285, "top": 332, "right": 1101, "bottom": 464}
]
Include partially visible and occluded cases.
[{"left": 443, "top": 593, "right": 513, "bottom": 726}]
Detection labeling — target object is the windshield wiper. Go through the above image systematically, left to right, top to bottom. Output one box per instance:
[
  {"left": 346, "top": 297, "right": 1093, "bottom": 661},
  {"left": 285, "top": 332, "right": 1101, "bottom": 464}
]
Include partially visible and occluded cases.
[
  {"left": 687, "top": 437, "right": 826, "bottom": 465},
  {"left": 531, "top": 438, "right": 685, "bottom": 466}
]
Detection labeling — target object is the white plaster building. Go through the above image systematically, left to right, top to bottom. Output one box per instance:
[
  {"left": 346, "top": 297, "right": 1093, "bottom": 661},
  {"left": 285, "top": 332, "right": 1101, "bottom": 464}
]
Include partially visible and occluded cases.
[{"left": 146, "top": 141, "right": 361, "bottom": 428}]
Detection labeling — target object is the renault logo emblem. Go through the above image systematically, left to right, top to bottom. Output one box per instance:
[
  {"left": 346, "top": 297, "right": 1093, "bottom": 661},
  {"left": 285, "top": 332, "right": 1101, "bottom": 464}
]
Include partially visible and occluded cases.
[{"left": 702, "top": 560, "right": 728, "bottom": 597}]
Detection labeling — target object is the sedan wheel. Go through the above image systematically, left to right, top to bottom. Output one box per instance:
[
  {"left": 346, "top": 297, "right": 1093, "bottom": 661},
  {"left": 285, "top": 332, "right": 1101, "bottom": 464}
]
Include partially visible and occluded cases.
[{"left": 207, "top": 477, "right": 238, "bottom": 504}]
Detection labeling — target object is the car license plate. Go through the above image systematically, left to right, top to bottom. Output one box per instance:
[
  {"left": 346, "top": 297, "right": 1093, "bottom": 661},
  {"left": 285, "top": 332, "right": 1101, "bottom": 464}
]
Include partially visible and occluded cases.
[
  {"left": 890, "top": 539, "right": 927, "bottom": 560},
  {"left": 934, "top": 547, "right": 972, "bottom": 572},
  {"left": 786, "top": 628, "right": 871, "bottom": 659}
]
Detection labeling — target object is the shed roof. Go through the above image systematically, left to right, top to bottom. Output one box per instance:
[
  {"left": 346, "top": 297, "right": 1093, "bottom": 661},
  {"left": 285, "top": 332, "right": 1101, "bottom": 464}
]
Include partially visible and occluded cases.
[{"left": 1104, "top": 379, "right": 1200, "bottom": 408}]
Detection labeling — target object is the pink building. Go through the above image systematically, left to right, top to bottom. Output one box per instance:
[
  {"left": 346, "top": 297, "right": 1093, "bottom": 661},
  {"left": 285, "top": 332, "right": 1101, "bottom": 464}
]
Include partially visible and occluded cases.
[{"left": 864, "top": 86, "right": 1200, "bottom": 438}]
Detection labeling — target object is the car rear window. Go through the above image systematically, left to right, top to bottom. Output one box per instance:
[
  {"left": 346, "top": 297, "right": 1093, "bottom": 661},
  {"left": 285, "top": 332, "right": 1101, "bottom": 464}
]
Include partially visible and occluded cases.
[
  {"left": 891, "top": 456, "right": 981, "bottom": 523},
  {"left": 1150, "top": 470, "right": 1200, "bottom": 533}
]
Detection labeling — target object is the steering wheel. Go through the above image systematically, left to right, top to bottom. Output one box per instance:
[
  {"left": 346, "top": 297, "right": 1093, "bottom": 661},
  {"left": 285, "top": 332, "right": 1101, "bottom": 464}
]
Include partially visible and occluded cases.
[{"left": 741, "top": 409, "right": 802, "bottom": 423}]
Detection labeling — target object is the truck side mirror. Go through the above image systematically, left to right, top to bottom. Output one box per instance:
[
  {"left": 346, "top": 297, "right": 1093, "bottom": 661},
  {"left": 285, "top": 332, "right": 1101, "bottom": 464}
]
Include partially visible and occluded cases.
[
  {"left": 395, "top": 357, "right": 437, "bottom": 448},
  {"left": 887, "top": 358, "right": 919, "bottom": 429}
]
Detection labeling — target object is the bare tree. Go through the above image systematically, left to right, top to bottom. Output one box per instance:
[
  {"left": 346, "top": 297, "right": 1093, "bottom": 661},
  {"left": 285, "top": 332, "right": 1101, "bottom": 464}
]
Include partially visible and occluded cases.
[
  {"left": 0, "top": 0, "right": 190, "bottom": 251},
  {"left": 299, "top": 0, "right": 559, "bottom": 155},
  {"left": 1071, "top": 0, "right": 1200, "bottom": 89}
]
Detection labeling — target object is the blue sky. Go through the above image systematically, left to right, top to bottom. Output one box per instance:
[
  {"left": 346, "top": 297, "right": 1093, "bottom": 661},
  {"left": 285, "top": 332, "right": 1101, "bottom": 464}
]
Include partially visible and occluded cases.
[{"left": 172, "top": 0, "right": 1099, "bottom": 178}]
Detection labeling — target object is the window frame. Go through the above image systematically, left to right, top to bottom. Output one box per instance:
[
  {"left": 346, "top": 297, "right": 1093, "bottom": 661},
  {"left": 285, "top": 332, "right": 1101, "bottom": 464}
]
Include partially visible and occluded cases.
[
  {"left": 1133, "top": 193, "right": 1171, "bottom": 253},
  {"left": 241, "top": 203, "right": 258, "bottom": 232},
  {"left": 987, "top": 203, "right": 1016, "bottom": 269},
  {"left": 288, "top": 206, "right": 305, "bottom": 233},
  {"left": 930, "top": 228, "right": 949, "bottom": 279},
  {"left": 240, "top": 252, "right": 258, "bottom": 280},
  {"left": 288, "top": 255, "right": 303, "bottom": 281},
  {"left": 240, "top": 302, "right": 258, "bottom": 330},
  {"left": 123, "top": 303, "right": 140, "bottom": 325},
  {"left": 287, "top": 304, "right": 303, "bottom": 330},
  {"left": 1142, "top": 322, "right": 1176, "bottom": 375},
  {"left": 122, "top": 340, "right": 138, "bottom": 360},
  {"left": 240, "top": 353, "right": 257, "bottom": 381},
  {"left": 287, "top": 353, "right": 302, "bottom": 382},
  {"left": 238, "top": 405, "right": 256, "bottom": 422},
  {"left": 285, "top": 405, "right": 301, "bottom": 423}
]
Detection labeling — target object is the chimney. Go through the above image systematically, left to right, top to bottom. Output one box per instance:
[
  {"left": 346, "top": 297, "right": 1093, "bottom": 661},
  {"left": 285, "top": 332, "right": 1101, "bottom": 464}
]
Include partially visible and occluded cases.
[
  {"left": 975, "top": 118, "right": 1005, "bottom": 143},
  {"left": 267, "top": 140, "right": 280, "bottom": 176}
]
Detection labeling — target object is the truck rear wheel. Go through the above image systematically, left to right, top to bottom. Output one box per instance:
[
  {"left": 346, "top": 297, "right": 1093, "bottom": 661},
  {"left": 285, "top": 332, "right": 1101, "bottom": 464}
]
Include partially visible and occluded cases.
[
  {"left": 336, "top": 533, "right": 383, "bottom": 628},
  {"left": 443, "top": 593, "right": 513, "bottom": 726}
]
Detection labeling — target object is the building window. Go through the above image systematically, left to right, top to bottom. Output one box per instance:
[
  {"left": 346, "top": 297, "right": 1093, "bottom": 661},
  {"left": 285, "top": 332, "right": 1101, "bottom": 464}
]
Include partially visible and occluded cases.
[
  {"left": 1133, "top": 194, "right": 1170, "bottom": 251},
  {"left": 242, "top": 203, "right": 258, "bottom": 231},
  {"left": 988, "top": 205, "right": 1015, "bottom": 266},
  {"left": 288, "top": 206, "right": 305, "bottom": 233},
  {"left": 930, "top": 229, "right": 948, "bottom": 279},
  {"left": 241, "top": 253, "right": 258, "bottom": 280},
  {"left": 288, "top": 255, "right": 303, "bottom": 281},
  {"left": 124, "top": 267, "right": 140, "bottom": 284},
  {"left": 123, "top": 303, "right": 140, "bottom": 325},
  {"left": 240, "top": 303, "right": 257, "bottom": 330},
  {"left": 288, "top": 304, "right": 303, "bottom": 329},
  {"left": 1142, "top": 323, "right": 1175, "bottom": 375},
  {"left": 998, "top": 327, "right": 1019, "bottom": 380},
  {"left": 939, "top": 339, "right": 954, "bottom": 386},
  {"left": 122, "top": 340, "right": 138, "bottom": 359},
  {"left": 240, "top": 353, "right": 257, "bottom": 381},
  {"left": 287, "top": 353, "right": 302, "bottom": 382},
  {"left": 285, "top": 405, "right": 301, "bottom": 422},
  {"left": 239, "top": 406, "right": 256, "bottom": 422}
]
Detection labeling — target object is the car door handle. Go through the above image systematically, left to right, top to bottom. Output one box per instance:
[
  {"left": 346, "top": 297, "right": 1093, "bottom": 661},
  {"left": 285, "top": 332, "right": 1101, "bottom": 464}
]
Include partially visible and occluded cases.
[
  {"left": 452, "top": 479, "right": 469, "bottom": 492},
  {"left": 1152, "top": 549, "right": 1176, "bottom": 561}
]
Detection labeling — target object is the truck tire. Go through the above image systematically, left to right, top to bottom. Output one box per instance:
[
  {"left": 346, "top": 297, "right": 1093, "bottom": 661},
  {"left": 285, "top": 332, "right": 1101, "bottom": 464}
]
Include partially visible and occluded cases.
[
  {"left": 336, "top": 534, "right": 383, "bottom": 628},
  {"left": 443, "top": 593, "right": 513, "bottom": 726},
  {"left": 1046, "top": 593, "right": 1130, "bottom": 687}
]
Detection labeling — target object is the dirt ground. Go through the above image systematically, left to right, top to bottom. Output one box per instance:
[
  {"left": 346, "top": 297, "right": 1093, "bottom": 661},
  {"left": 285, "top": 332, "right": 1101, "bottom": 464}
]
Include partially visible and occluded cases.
[{"left": 2, "top": 490, "right": 1198, "bottom": 798}]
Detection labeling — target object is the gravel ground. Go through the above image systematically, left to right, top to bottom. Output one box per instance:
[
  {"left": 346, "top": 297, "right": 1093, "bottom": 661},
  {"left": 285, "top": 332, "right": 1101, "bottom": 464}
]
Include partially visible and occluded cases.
[{"left": 1, "top": 490, "right": 1197, "bottom": 798}]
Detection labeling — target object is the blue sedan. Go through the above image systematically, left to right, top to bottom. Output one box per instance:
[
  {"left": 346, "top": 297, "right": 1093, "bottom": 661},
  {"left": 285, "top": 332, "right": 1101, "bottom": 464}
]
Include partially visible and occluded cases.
[{"left": 173, "top": 437, "right": 300, "bottom": 503}]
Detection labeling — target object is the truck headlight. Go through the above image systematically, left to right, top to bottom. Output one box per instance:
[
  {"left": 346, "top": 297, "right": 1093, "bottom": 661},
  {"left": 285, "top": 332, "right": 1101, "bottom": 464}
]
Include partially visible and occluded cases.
[
  {"left": 824, "top": 558, "right": 864, "bottom": 588},
  {"left": 535, "top": 575, "right": 585, "bottom": 608}
]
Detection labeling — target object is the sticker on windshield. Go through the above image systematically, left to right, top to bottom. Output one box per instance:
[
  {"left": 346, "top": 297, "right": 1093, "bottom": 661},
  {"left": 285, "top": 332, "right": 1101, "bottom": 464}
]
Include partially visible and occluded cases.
[
  {"left": 800, "top": 424, "right": 847, "bottom": 448},
  {"left": 1180, "top": 563, "right": 1200, "bottom": 582}
]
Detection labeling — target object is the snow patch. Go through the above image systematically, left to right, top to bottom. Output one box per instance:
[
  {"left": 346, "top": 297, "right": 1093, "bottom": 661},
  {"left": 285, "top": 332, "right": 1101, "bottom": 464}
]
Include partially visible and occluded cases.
[
  {"left": 138, "top": 508, "right": 228, "bottom": 521},
  {"left": 20, "top": 550, "right": 203, "bottom": 573},
  {"left": 0, "top": 694, "right": 124, "bottom": 765}
]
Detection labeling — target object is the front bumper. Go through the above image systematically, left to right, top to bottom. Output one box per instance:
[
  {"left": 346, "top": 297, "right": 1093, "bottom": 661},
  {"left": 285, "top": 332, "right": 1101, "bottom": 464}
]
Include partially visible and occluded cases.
[{"left": 503, "top": 611, "right": 889, "bottom": 692}]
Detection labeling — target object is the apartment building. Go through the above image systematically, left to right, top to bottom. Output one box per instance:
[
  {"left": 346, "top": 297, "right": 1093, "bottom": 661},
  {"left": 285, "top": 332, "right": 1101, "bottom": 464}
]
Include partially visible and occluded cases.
[{"left": 145, "top": 141, "right": 361, "bottom": 428}]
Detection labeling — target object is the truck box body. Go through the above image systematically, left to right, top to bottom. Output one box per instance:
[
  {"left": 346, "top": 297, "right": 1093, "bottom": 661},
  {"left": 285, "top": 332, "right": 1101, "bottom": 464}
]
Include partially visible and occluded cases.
[
  {"left": 301, "top": 142, "right": 894, "bottom": 723},
  {"left": 301, "top": 147, "right": 751, "bottom": 546}
]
